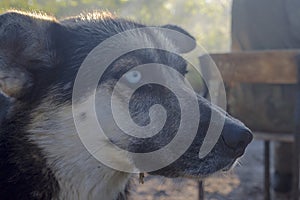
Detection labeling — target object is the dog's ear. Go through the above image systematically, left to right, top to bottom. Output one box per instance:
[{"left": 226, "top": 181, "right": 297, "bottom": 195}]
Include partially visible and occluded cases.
[
  {"left": 0, "top": 11, "right": 60, "bottom": 98},
  {"left": 161, "top": 24, "right": 196, "bottom": 53}
]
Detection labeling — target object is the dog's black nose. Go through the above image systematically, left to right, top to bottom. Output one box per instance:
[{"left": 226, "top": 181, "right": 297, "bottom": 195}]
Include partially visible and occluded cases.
[{"left": 222, "top": 123, "right": 253, "bottom": 156}]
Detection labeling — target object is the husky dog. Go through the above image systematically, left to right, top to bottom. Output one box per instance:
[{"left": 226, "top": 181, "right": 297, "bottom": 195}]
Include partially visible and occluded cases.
[{"left": 0, "top": 11, "right": 252, "bottom": 200}]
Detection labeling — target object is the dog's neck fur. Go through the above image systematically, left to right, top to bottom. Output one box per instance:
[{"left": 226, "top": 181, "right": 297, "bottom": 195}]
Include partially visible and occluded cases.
[{"left": 27, "top": 95, "right": 132, "bottom": 200}]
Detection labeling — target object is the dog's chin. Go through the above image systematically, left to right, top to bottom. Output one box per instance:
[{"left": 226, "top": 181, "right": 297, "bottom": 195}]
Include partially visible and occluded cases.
[
  {"left": 148, "top": 159, "right": 240, "bottom": 181},
  {"left": 184, "top": 159, "right": 241, "bottom": 179}
]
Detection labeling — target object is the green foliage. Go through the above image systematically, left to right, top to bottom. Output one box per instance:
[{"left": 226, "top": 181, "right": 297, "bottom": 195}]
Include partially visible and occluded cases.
[{"left": 0, "top": 0, "right": 231, "bottom": 52}]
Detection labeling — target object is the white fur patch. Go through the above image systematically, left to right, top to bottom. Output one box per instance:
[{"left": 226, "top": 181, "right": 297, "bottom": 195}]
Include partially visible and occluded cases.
[{"left": 28, "top": 93, "right": 132, "bottom": 200}]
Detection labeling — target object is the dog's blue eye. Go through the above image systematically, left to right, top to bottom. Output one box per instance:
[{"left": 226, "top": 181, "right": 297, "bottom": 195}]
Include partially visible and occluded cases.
[{"left": 125, "top": 70, "right": 142, "bottom": 84}]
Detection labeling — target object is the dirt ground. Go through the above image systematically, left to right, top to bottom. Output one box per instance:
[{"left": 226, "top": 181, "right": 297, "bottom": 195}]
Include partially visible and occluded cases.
[{"left": 129, "top": 140, "right": 290, "bottom": 200}]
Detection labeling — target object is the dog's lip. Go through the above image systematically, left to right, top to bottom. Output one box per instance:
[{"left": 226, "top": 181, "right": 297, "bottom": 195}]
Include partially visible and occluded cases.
[
  {"left": 235, "top": 149, "right": 246, "bottom": 158},
  {"left": 221, "top": 156, "right": 241, "bottom": 172},
  {"left": 222, "top": 163, "right": 234, "bottom": 172},
  {"left": 222, "top": 163, "right": 235, "bottom": 172}
]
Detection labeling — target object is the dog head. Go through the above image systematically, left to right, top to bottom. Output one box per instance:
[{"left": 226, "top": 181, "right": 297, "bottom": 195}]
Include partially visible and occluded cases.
[{"left": 0, "top": 10, "right": 252, "bottom": 194}]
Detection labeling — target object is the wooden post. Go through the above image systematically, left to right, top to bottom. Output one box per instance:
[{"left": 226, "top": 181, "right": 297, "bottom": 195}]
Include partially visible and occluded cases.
[
  {"left": 292, "top": 56, "right": 300, "bottom": 200},
  {"left": 264, "top": 141, "right": 270, "bottom": 200},
  {"left": 198, "top": 181, "right": 204, "bottom": 200}
]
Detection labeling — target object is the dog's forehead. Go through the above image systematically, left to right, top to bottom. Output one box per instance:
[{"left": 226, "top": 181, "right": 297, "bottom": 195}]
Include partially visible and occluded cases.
[{"left": 108, "top": 49, "right": 187, "bottom": 78}]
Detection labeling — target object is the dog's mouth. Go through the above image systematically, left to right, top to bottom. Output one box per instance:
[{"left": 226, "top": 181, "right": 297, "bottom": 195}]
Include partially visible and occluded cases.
[
  {"left": 222, "top": 146, "right": 248, "bottom": 171},
  {"left": 147, "top": 154, "right": 243, "bottom": 181},
  {"left": 221, "top": 159, "right": 239, "bottom": 172}
]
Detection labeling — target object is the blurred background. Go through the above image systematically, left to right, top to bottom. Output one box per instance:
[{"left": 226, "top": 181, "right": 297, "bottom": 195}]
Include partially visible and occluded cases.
[
  {"left": 0, "top": 0, "right": 232, "bottom": 52},
  {"left": 0, "top": 0, "right": 233, "bottom": 95}
]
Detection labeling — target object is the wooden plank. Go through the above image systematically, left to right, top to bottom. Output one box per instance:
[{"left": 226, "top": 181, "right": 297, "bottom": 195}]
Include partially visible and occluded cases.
[
  {"left": 199, "top": 50, "right": 300, "bottom": 84},
  {"left": 253, "top": 131, "right": 294, "bottom": 143}
]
